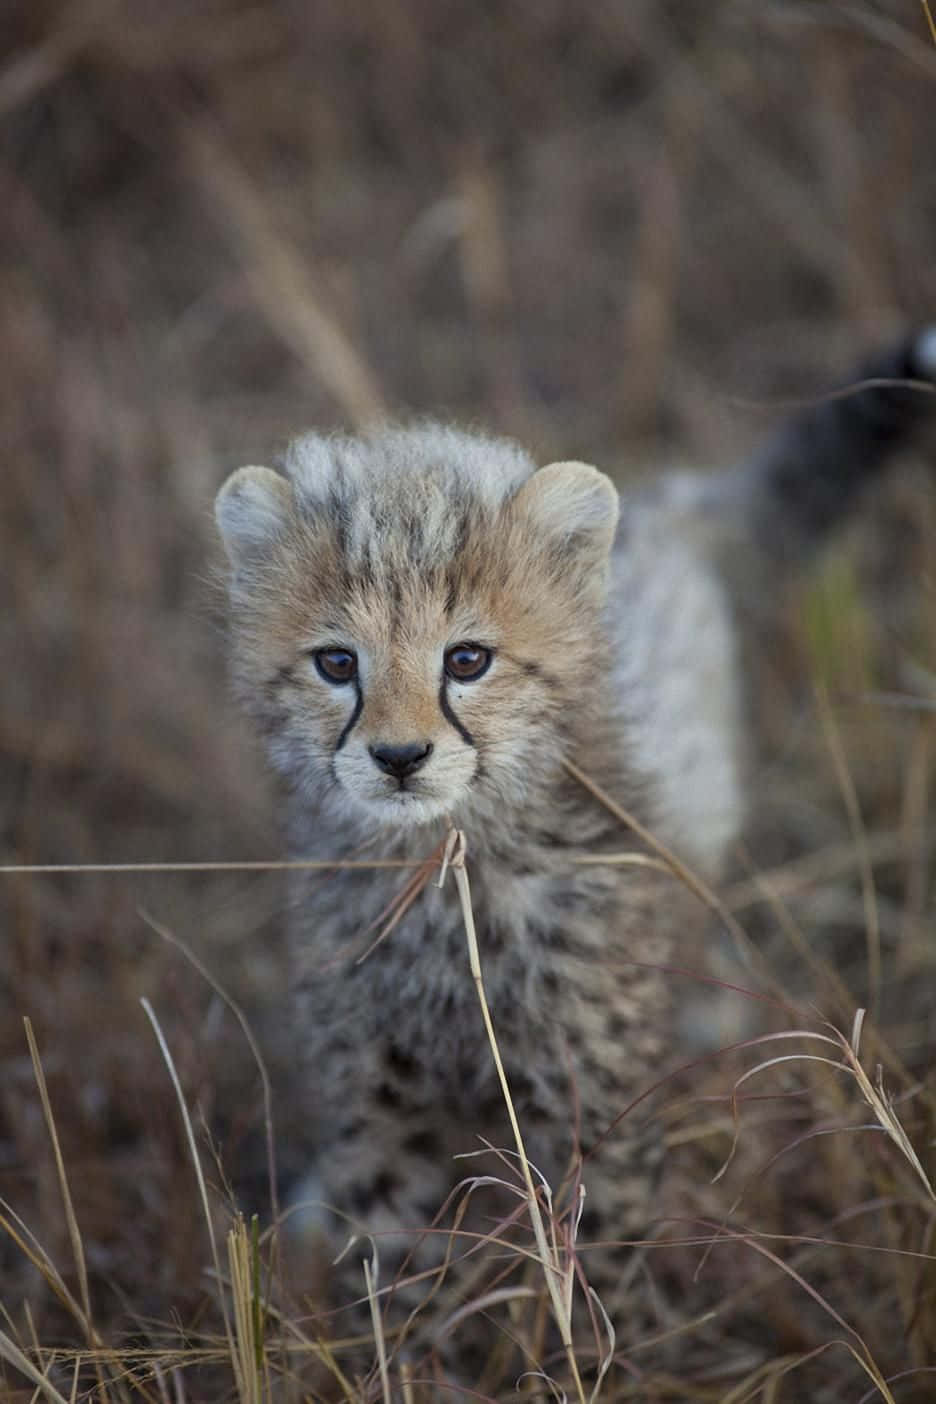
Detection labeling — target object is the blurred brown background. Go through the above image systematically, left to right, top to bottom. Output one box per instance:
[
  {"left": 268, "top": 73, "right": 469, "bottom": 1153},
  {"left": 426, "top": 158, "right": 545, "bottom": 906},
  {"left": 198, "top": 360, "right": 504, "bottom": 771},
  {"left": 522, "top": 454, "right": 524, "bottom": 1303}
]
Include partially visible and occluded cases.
[{"left": 2, "top": 1, "right": 935, "bottom": 1397}]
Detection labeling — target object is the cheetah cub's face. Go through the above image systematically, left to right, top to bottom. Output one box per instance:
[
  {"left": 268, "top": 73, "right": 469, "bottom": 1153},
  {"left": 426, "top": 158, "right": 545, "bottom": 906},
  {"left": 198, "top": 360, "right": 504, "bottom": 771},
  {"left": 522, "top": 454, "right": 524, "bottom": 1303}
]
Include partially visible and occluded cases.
[{"left": 216, "top": 427, "right": 618, "bottom": 829}]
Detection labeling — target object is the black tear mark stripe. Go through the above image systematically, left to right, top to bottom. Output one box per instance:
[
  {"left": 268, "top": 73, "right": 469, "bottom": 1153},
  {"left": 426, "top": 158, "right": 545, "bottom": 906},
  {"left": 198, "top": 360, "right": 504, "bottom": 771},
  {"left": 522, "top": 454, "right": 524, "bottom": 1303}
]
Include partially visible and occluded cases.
[
  {"left": 332, "top": 674, "right": 475, "bottom": 752},
  {"left": 335, "top": 679, "right": 364, "bottom": 751},
  {"left": 439, "top": 679, "right": 475, "bottom": 747}
]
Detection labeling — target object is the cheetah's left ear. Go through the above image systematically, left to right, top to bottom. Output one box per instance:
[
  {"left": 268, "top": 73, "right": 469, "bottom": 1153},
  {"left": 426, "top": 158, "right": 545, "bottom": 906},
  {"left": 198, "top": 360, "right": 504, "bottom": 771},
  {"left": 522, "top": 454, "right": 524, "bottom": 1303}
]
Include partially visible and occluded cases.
[{"left": 514, "top": 460, "right": 619, "bottom": 572}]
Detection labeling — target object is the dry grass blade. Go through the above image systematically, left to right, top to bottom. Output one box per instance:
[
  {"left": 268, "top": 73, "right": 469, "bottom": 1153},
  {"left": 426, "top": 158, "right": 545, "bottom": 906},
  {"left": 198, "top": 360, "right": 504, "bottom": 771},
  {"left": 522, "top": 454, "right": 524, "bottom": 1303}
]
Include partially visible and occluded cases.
[
  {"left": 923, "top": 0, "right": 936, "bottom": 47},
  {"left": 445, "top": 829, "right": 588, "bottom": 1404},
  {"left": 356, "top": 836, "right": 449, "bottom": 963},
  {"left": 0, "top": 852, "right": 672, "bottom": 878},
  {"left": 0, "top": 859, "right": 428, "bottom": 875},
  {"left": 139, "top": 910, "right": 281, "bottom": 1262},
  {"left": 139, "top": 998, "right": 240, "bottom": 1399},
  {"left": 692, "top": 1010, "right": 936, "bottom": 1294},
  {"left": 842, "top": 1010, "right": 936, "bottom": 1204},
  {"left": 22, "top": 1017, "right": 113, "bottom": 1404},
  {"left": 712, "top": 1044, "right": 852, "bottom": 1185},
  {"left": 0, "top": 1198, "right": 88, "bottom": 1326},
  {"left": 227, "top": 1216, "right": 263, "bottom": 1404},
  {"left": 733, "top": 1237, "right": 897, "bottom": 1403},
  {"left": 363, "top": 1245, "right": 392, "bottom": 1404},
  {"left": 207, "top": 1260, "right": 359, "bottom": 1400},
  {"left": 438, "top": 1284, "right": 539, "bottom": 1336},
  {"left": 586, "top": 1287, "right": 615, "bottom": 1404},
  {"left": 0, "top": 1324, "right": 71, "bottom": 1404},
  {"left": 720, "top": 1340, "right": 885, "bottom": 1404},
  {"left": 399, "top": 1357, "right": 415, "bottom": 1404},
  {"left": 857, "top": 1367, "right": 936, "bottom": 1404},
  {"left": 516, "top": 1368, "right": 567, "bottom": 1401}
]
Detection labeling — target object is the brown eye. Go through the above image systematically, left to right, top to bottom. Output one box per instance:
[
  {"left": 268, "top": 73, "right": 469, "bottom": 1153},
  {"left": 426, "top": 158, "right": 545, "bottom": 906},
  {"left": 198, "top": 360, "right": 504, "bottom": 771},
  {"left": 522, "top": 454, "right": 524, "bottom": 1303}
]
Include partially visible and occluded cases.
[
  {"left": 444, "top": 643, "right": 492, "bottom": 682},
  {"left": 313, "top": 648, "right": 357, "bottom": 684}
]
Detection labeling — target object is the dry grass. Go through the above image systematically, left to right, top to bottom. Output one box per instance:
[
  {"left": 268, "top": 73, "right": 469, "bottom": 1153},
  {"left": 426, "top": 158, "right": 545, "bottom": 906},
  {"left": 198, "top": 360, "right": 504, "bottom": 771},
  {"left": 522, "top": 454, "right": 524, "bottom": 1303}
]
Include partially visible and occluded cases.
[{"left": 2, "top": 0, "right": 936, "bottom": 1399}]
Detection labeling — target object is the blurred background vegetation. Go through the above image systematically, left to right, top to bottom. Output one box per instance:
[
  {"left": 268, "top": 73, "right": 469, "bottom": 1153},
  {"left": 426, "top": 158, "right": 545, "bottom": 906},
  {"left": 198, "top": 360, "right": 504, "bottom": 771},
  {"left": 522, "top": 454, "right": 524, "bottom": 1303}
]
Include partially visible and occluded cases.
[{"left": 1, "top": 2, "right": 935, "bottom": 1399}]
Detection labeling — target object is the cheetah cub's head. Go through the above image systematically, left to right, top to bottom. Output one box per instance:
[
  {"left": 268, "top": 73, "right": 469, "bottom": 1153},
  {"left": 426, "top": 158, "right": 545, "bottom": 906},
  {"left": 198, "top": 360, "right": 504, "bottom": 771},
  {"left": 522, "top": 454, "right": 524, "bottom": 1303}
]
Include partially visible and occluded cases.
[{"left": 215, "top": 425, "right": 618, "bottom": 830}]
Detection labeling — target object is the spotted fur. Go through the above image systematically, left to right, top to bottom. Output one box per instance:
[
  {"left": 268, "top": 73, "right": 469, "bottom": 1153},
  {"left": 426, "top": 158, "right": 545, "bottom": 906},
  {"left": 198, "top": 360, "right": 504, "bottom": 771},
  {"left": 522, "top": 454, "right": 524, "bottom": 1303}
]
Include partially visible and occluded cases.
[{"left": 215, "top": 334, "right": 934, "bottom": 1358}]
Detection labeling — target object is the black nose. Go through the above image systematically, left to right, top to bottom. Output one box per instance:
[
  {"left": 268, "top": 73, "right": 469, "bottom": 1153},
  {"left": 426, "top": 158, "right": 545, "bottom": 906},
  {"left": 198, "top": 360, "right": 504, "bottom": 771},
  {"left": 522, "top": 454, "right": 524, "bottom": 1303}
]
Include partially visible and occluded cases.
[{"left": 369, "top": 741, "right": 433, "bottom": 780}]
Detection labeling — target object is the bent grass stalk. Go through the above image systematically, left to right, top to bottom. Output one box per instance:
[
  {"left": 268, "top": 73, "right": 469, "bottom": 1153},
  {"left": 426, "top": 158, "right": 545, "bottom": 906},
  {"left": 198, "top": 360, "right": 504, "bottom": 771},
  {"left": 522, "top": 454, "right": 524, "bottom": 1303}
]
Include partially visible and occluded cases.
[
  {"left": 562, "top": 757, "right": 765, "bottom": 983},
  {"left": 443, "top": 828, "right": 590, "bottom": 1404},
  {"left": 140, "top": 998, "right": 242, "bottom": 1402}
]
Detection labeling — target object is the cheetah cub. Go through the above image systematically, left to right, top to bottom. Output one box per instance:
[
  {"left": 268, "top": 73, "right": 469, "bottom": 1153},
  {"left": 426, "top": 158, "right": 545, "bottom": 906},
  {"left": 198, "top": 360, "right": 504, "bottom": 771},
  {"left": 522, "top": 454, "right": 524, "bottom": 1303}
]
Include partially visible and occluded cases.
[{"left": 215, "top": 333, "right": 935, "bottom": 1343}]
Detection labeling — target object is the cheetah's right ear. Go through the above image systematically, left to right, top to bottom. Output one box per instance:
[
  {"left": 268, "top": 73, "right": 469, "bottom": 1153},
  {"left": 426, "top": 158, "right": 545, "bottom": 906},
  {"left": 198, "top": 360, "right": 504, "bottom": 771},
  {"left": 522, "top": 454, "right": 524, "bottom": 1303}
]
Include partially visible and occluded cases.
[
  {"left": 515, "top": 461, "right": 619, "bottom": 557},
  {"left": 215, "top": 466, "right": 294, "bottom": 568}
]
